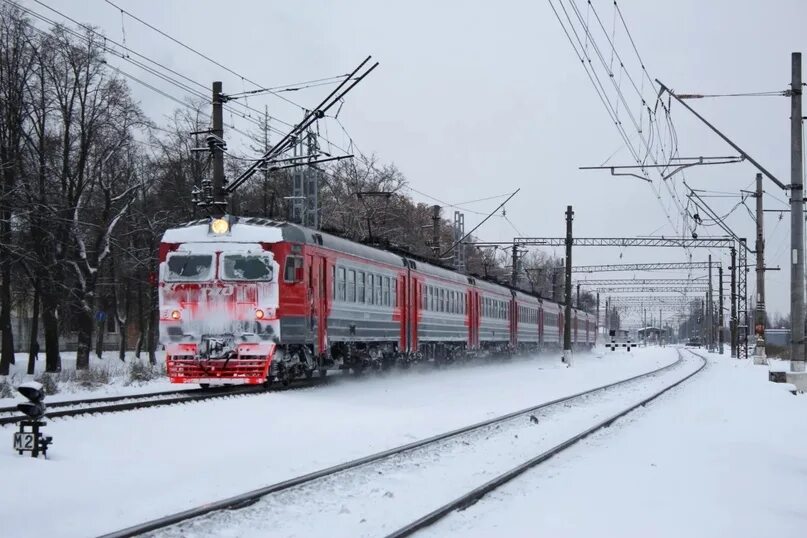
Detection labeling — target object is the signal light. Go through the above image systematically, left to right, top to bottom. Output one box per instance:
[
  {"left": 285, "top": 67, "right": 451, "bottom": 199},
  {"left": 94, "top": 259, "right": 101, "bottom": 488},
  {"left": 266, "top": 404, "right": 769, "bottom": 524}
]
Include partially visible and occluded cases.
[
  {"left": 255, "top": 309, "right": 265, "bottom": 320},
  {"left": 171, "top": 310, "right": 181, "bottom": 320},
  {"left": 14, "top": 381, "right": 53, "bottom": 458},
  {"left": 17, "top": 381, "right": 46, "bottom": 420}
]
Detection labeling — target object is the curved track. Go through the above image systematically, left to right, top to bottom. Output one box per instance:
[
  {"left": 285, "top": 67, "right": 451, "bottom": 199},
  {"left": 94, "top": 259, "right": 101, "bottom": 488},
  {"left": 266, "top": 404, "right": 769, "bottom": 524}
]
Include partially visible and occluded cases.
[
  {"left": 385, "top": 348, "right": 707, "bottom": 538},
  {"left": 99, "top": 349, "right": 696, "bottom": 538}
]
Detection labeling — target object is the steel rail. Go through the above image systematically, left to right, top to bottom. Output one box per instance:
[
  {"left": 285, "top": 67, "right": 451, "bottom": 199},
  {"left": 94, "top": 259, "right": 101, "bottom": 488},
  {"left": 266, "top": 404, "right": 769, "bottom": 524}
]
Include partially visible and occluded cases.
[
  {"left": 384, "top": 348, "right": 707, "bottom": 538},
  {"left": 98, "top": 352, "right": 687, "bottom": 538},
  {"left": 0, "top": 378, "right": 327, "bottom": 427},
  {"left": 0, "top": 387, "right": 205, "bottom": 415}
]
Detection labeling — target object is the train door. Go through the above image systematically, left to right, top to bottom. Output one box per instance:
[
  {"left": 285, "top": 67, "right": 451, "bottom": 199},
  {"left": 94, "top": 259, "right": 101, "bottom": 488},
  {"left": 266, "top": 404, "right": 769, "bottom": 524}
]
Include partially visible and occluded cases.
[
  {"left": 307, "top": 253, "right": 327, "bottom": 356},
  {"left": 407, "top": 272, "right": 419, "bottom": 353},
  {"left": 400, "top": 273, "right": 407, "bottom": 352},
  {"left": 469, "top": 290, "right": 479, "bottom": 349},
  {"left": 539, "top": 307, "right": 544, "bottom": 348}
]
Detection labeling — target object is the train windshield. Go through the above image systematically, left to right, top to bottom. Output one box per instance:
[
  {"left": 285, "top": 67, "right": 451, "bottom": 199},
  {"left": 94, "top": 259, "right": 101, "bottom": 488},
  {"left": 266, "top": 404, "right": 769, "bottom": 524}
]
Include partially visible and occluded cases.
[
  {"left": 166, "top": 254, "right": 214, "bottom": 282},
  {"left": 221, "top": 254, "right": 274, "bottom": 281}
]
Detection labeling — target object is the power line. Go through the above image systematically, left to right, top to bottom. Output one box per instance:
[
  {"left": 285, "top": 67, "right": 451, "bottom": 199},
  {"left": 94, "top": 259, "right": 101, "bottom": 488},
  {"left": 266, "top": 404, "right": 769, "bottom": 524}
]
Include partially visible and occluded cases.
[{"left": 103, "top": 0, "right": 307, "bottom": 112}]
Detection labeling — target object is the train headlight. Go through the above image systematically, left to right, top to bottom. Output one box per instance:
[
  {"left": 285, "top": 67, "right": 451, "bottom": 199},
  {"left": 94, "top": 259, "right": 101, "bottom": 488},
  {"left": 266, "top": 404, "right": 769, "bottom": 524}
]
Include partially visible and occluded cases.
[
  {"left": 210, "top": 218, "right": 229, "bottom": 235},
  {"left": 255, "top": 309, "right": 265, "bottom": 320},
  {"left": 171, "top": 310, "right": 181, "bottom": 320}
]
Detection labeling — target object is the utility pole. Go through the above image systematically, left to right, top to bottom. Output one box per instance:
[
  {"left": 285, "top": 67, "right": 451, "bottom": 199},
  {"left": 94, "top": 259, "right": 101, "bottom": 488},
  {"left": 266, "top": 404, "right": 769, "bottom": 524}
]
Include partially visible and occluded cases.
[
  {"left": 791, "top": 52, "right": 805, "bottom": 371},
  {"left": 211, "top": 81, "right": 226, "bottom": 213},
  {"left": 754, "top": 173, "right": 767, "bottom": 364},
  {"left": 431, "top": 205, "right": 441, "bottom": 259},
  {"left": 563, "top": 205, "right": 574, "bottom": 366},
  {"left": 453, "top": 211, "right": 466, "bottom": 273},
  {"left": 511, "top": 242, "right": 520, "bottom": 287},
  {"left": 731, "top": 246, "right": 738, "bottom": 358},
  {"left": 708, "top": 255, "right": 714, "bottom": 351},
  {"left": 719, "top": 265, "right": 724, "bottom": 355},
  {"left": 576, "top": 283, "right": 580, "bottom": 309},
  {"left": 596, "top": 292, "right": 600, "bottom": 343},
  {"left": 659, "top": 308, "right": 662, "bottom": 345}
]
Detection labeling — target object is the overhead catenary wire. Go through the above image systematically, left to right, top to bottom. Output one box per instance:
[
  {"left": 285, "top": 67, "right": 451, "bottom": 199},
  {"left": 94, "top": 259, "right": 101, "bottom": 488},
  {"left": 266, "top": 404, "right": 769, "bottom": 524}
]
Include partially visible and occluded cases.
[
  {"left": 15, "top": 0, "right": 281, "bottom": 146},
  {"left": 103, "top": 0, "right": 308, "bottom": 113},
  {"left": 549, "top": 0, "right": 686, "bottom": 238}
]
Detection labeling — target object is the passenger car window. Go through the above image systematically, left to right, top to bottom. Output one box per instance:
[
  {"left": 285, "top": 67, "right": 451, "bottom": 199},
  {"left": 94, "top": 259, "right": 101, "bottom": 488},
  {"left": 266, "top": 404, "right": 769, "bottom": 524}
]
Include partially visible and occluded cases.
[{"left": 337, "top": 267, "right": 346, "bottom": 301}]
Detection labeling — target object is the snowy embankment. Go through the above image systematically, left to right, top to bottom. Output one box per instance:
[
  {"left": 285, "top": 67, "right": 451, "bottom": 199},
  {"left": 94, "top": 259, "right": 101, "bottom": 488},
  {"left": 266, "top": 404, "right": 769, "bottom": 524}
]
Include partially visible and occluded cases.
[
  {"left": 1, "top": 347, "right": 672, "bottom": 538},
  {"left": 424, "top": 350, "right": 807, "bottom": 538},
  {"left": 0, "top": 352, "right": 175, "bottom": 406}
]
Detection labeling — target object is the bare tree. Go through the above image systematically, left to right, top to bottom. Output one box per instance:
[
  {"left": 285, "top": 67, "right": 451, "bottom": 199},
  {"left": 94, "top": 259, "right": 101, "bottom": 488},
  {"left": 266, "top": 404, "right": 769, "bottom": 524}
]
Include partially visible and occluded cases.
[{"left": 0, "top": 5, "right": 35, "bottom": 375}]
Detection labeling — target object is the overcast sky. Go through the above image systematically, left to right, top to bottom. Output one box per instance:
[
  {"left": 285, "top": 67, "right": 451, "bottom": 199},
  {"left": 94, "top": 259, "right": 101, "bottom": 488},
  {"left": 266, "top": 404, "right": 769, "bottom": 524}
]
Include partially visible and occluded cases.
[{"left": 24, "top": 0, "right": 807, "bottom": 321}]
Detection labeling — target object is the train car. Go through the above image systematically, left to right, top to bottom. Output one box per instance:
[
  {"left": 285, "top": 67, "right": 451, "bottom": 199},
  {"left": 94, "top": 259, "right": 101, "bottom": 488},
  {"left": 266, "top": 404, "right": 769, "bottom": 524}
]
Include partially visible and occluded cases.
[
  {"left": 158, "top": 215, "right": 595, "bottom": 386},
  {"left": 413, "top": 261, "right": 473, "bottom": 361},
  {"left": 475, "top": 278, "right": 512, "bottom": 353},
  {"left": 513, "top": 289, "right": 541, "bottom": 353},
  {"left": 542, "top": 300, "right": 562, "bottom": 348}
]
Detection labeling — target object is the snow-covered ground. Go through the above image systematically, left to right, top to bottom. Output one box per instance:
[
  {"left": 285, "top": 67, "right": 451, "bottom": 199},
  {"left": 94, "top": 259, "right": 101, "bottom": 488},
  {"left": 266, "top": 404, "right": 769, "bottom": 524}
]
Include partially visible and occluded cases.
[
  {"left": 0, "top": 347, "right": 674, "bottom": 538},
  {"left": 155, "top": 349, "right": 699, "bottom": 538},
  {"left": 424, "top": 350, "right": 807, "bottom": 538},
  {"left": 0, "top": 352, "right": 176, "bottom": 406}
]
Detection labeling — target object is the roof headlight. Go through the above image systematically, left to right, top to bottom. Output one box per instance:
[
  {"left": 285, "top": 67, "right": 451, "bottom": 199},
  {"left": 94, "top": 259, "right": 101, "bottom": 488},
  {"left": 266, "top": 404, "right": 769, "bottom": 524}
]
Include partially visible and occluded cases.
[{"left": 210, "top": 218, "right": 229, "bottom": 235}]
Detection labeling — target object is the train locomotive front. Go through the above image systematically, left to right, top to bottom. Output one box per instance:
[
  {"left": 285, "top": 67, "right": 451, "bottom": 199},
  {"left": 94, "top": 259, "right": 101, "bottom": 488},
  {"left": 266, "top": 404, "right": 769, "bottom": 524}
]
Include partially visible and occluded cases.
[{"left": 159, "top": 216, "right": 281, "bottom": 386}]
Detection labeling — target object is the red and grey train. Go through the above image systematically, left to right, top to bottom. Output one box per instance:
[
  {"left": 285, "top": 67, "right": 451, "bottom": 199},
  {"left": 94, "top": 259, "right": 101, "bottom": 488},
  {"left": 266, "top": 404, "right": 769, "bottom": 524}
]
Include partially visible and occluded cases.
[{"left": 158, "top": 215, "right": 596, "bottom": 386}]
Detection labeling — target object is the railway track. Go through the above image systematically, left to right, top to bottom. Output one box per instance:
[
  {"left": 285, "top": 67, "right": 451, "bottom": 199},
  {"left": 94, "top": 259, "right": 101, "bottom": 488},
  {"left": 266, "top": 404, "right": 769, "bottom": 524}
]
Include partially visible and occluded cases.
[
  {"left": 385, "top": 348, "right": 707, "bottom": 538},
  {"left": 98, "top": 349, "right": 702, "bottom": 538},
  {"left": 0, "top": 377, "right": 328, "bottom": 427}
]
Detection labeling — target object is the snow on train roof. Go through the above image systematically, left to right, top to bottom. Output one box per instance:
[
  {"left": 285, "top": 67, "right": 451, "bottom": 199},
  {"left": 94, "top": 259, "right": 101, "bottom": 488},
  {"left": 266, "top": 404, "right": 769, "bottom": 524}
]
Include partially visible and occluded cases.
[
  {"left": 164, "top": 216, "right": 589, "bottom": 316},
  {"left": 162, "top": 220, "right": 284, "bottom": 244}
]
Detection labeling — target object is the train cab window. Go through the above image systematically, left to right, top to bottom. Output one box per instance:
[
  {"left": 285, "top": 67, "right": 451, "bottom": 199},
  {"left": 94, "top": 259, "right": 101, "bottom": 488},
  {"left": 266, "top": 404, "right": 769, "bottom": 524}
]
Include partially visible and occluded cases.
[
  {"left": 166, "top": 254, "right": 213, "bottom": 282},
  {"left": 221, "top": 254, "right": 274, "bottom": 281},
  {"left": 284, "top": 255, "right": 304, "bottom": 283},
  {"left": 336, "top": 267, "right": 346, "bottom": 302},
  {"left": 347, "top": 269, "right": 356, "bottom": 302},
  {"left": 357, "top": 272, "right": 366, "bottom": 303}
]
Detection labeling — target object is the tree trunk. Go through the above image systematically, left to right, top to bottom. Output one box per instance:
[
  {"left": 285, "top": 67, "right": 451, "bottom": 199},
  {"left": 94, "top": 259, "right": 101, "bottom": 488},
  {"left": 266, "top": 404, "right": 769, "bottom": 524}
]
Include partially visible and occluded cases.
[
  {"left": 0, "top": 243, "right": 15, "bottom": 375},
  {"left": 146, "top": 254, "right": 158, "bottom": 365},
  {"left": 135, "top": 277, "right": 143, "bottom": 359},
  {"left": 26, "top": 281, "right": 40, "bottom": 376},
  {"left": 117, "top": 283, "right": 129, "bottom": 362},
  {"left": 146, "top": 284, "right": 157, "bottom": 365},
  {"left": 41, "top": 285, "right": 61, "bottom": 372},
  {"left": 75, "top": 307, "right": 93, "bottom": 370},
  {"left": 95, "top": 314, "right": 105, "bottom": 359}
]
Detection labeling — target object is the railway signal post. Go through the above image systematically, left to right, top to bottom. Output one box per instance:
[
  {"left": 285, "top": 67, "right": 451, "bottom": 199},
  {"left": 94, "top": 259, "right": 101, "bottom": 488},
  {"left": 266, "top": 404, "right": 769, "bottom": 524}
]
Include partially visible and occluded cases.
[{"left": 13, "top": 382, "right": 52, "bottom": 458}]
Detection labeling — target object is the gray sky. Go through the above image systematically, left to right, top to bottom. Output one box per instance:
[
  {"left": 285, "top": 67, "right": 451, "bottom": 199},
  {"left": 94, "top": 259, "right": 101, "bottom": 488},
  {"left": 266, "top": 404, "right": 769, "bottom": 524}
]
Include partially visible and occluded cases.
[{"left": 27, "top": 0, "right": 807, "bottom": 320}]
